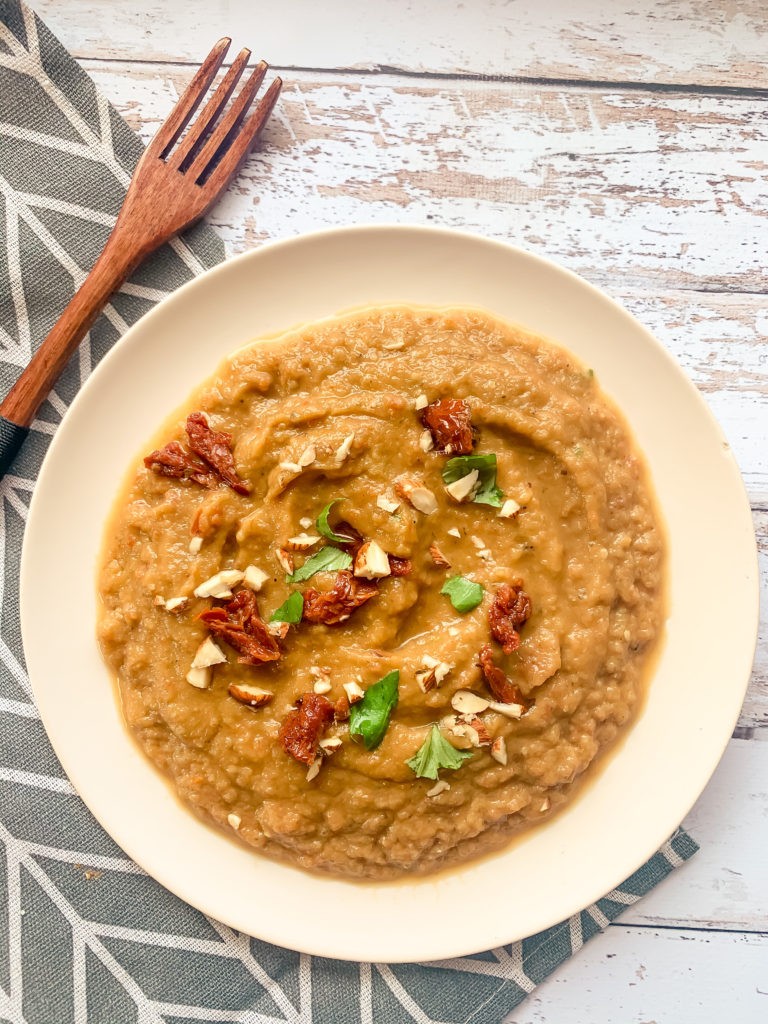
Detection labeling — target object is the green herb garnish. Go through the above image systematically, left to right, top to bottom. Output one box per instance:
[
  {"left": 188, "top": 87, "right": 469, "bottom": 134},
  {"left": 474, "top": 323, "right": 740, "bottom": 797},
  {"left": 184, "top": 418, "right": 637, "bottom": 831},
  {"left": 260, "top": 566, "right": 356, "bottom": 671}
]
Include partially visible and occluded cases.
[
  {"left": 442, "top": 453, "right": 503, "bottom": 507},
  {"left": 316, "top": 499, "right": 353, "bottom": 543},
  {"left": 286, "top": 546, "right": 352, "bottom": 583},
  {"left": 441, "top": 575, "right": 484, "bottom": 613},
  {"left": 269, "top": 591, "right": 304, "bottom": 624},
  {"left": 349, "top": 670, "right": 399, "bottom": 750},
  {"left": 406, "top": 724, "right": 474, "bottom": 780}
]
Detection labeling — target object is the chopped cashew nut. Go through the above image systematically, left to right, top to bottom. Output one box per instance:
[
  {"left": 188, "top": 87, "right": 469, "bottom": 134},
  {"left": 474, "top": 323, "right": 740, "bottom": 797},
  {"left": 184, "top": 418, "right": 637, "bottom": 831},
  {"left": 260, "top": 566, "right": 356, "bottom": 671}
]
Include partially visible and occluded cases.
[
  {"left": 414, "top": 394, "right": 429, "bottom": 410},
  {"left": 419, "top": 429, "right": 434, "bottom": 452},
  {"left": 334, "top": 434, "right": 355, "bottom": 464},
  {"left": 298, "top": 445, "right": 316, "bottom": 467},
  {"left": 278, "top": 461, "right": 303, "bottom": 475},
  {"left": 445, "top": 469, "right": 480, "bottom": 503},
  {"left": 395, "top": 475, "right": 438, "bottom": 515},
  {"left": 376, "top": 494, "right": 400, "bottom": 513},
  {"left": 499, "top": 498, "right": 521, "bottom": 518},
  {"left": 299, "top": 516, "right": 313, "bottom": 529},
  {"left": 447, "top": 527, "right": 461, "bottom": 539},
  {"left": 286, "top": 532, "right": 321, "bottom": 551},
  {"left": 470, "top": 535, "right": 486, "bottom": 550},
  {"left": 189, "top": 536, "right": 203, "bottom": 554},
  {"left": 354, "top": 540, "right": 392, "bottom": 579},
  {"left": 429, "top": 542, "right": 451, "bottom": 567},
  {"left": 275, "top": 549, "right": 294, "bottom": 574},
  {"left": 242, "top": 565, "right": 269, "bottom": 591},
  {"left": 193, "top": 569, "right": 245, "bottom": 599},
  {"left": 164, "top": 596, "right": 188, "bottom": 612},
  {"left": 191, "top": 637, "right": 227, "bottom": 669},
  {"left": 186, "top": 666, "right": 212, "bottom": 689},
  {"left": 415, "top": 668, "right": 437, "bottom": 693},
  {"left": 313, "top": 679, "right": 332, "bottom": 695},
  {"left": 343, "top": 681, "right": 365, "bottom": 704},
  {"left": 228, "top": 682, "right": 273, "bottom": 707},
  {"left": 452, "top": 690, "right": 491, "bottom": 715},
  {"left": 487, "top": 699, "right": 524, "bottom": 720},
  {"left": 319, "top": 736, "right": 343, "bottom": 753},
  {"left": 491, "top": 737, "right": 508, "bottom": 765},
  {"left": 306, "top": 757, "right": 323, "bottom": 782},
  {"left": 427, "top": 780, "right": 451, "bottom": 797},
  {"left": 540, "top": 797, "right": 550, "bottom": 812},
  {"left": 227, "top": 813, "right": 241, "bottom": 830}
]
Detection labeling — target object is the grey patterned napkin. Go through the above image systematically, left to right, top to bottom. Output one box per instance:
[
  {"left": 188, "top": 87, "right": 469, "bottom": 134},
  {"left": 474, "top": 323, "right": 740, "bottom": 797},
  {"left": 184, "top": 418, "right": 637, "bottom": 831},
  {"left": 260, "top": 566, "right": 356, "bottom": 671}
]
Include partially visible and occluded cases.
[{"left": 0, "top": 2, "right": 698, "bottom": 1021}]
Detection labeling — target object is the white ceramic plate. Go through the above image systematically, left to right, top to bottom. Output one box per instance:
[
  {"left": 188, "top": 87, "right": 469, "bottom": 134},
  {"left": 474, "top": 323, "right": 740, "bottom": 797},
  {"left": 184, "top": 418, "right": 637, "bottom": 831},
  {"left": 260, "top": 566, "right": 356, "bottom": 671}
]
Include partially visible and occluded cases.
[{"left": 21, "top": 226, "right": 759, "bottom": 963}]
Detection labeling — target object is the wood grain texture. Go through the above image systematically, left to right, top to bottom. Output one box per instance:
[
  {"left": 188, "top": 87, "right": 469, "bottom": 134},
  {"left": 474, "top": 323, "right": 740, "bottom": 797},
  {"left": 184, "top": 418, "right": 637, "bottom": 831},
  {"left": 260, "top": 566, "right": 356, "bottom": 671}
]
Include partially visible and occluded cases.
[{"left": 36, "top": 0, "right": 768, "bottom": 89}]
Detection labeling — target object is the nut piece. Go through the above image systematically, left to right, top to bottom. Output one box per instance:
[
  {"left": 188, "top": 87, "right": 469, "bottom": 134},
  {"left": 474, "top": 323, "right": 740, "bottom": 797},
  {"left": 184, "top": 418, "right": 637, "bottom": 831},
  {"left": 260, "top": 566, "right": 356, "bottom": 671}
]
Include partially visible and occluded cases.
[
  {"left": 414, "top": 394, "right": 429, "bottom": 410},
  {"left": 418, "top": 429, "right": 434, "bottom": 453},
  {"left": 334, "top": 433, "right": 355, "bottom": 464},
  {"left": 298, "top": 445, "right": 316, "bottom": 467},
  {"left": 278, "top": 460, "right": 303, "bottom": 475},
  {"left": 445, "top": 468, "right": 479, "bottom": 503},
  {"left": 395, "top": 475, "right": 438, "bottom": 515},
  {"left": 376, "top": 494, "right": 400, "bottom": 514},
  {"left": 499, "top": 498, "right": 521, "bottom": 518},
  {"left": 299, "top": 516, "right": 313, "bottom": 529},
  {"left": 446, "top": 527, "right": 461, "bottom": 539},
  {"left": 286, "top": 532, "right": 321, "bottom": 551},
  {"left": 470, "top": 535, "right": 486, "bottom": 550},
  {"left": 189, "top": 536, "right": 203, "bottom": 555},
  {"left": 354, "top": 540, "right": 392, "bottom": 580},
  {"left": 428, "top": 542, "right": 451, "bottom": 568},
  {"left": 275, "top": 548, "right": 294, "bottom": 574},
  {"left": 242, "top": 565, "right": 269, "bottom": 591},
  {"left": 193, "top": 569, "right": 245, "bottom": 600},
  {"left": 163, "top": 596, "right": 188, "bottom": 612},
  {"left": 267, "top": 621, "right": 290, "bottom": 639},
  {"left": 192, "top": 636, "right": 228, "bottom": 669},
  {"left": 422, "top": 655, "right": 452, "bottom": 685},
  {"left": 186, "top": 666, "right": 212, "bottom": 689},
  {"left": 310, "top": 666, "right": 332, "bottom": 694},
  {"left": 415, "top": 668, "right": 437, "bottom": 693},
  {"left": 313, "top": 679, "right": 332, "bottom": 695},
  {"left": 343, "top": 681, "right": 365, "bottom": 704},
  {"left": 228, "top": 682, "right": 273, "bottom": 708},
  {"left": 451, "top": 690, "right": 491, "bottom": 715},
  {"left": 487, "top": 699, "right": 524, "bottom": 720},
  {"left": 318, "top": 736, "right": 343, "bottom": 754},
  {"left": 491, "top": 737, "right": 508, "bottom": 765},
  {"left": 306, "top": 756, "right": 323, "bottom": 782},
  {"left": 426, "top": 780, "right": 451, "bottom": 797},
  {"left": 540, "top": 797, "right": 550, "bottom": 812},
  {"left": 227, "top": 813, "right": 241, "bottom": 830}
]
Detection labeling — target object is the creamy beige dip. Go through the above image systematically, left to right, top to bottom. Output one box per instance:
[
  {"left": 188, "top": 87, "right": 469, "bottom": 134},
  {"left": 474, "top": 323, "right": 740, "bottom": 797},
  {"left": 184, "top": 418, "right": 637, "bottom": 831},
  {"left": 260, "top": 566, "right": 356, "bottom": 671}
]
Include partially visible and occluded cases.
[{"left": 97, "top": 306, "right": 664, "bottom": 879}]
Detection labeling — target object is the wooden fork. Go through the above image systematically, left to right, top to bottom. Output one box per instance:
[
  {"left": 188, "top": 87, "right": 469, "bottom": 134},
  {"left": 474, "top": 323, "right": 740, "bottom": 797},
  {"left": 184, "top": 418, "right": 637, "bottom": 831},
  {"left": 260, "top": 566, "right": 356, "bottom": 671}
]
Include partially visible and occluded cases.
[{"left": 0, "top": 38, "right": 281, "bottom": 478}]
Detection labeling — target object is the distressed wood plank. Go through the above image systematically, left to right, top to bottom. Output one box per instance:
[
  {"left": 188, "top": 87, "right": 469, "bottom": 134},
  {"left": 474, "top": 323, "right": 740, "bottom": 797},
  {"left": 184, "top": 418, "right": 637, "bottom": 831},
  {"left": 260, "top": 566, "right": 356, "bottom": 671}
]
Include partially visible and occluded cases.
[
  {"left": 36, "top": 0, "right": 768, "bottom": 89},
  {"left": 86, "top": 65, "right": 768, "bottom": 297},
  {"left": 627, "top": 738, "right": 768, "bottom": 932},
  {"left": 507, "top": 924, "right": 768, "bottom": 1023}
]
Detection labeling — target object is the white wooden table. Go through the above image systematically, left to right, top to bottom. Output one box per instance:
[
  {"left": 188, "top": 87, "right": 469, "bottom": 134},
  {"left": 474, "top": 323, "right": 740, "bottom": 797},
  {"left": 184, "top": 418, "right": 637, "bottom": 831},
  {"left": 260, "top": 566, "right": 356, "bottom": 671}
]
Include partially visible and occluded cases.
[{"left": 38, "top": 1, "right": 768, "bottom": 1019}]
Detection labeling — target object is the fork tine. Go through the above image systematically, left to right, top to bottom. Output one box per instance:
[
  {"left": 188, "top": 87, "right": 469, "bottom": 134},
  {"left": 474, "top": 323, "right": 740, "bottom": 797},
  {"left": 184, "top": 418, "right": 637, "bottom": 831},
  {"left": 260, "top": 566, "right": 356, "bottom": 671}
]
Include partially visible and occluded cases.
[
  {"left": 146, "top": 37, "right": 231, "bottom": 161},
  {"left": 168, "top": 46, "right": 251, "bottom": 172},
  {"left": 187, "top": 60, "right": 269, "bottom": 183},
  {"left": 198, "top": 76, "right": 282, "bottom": 192}
]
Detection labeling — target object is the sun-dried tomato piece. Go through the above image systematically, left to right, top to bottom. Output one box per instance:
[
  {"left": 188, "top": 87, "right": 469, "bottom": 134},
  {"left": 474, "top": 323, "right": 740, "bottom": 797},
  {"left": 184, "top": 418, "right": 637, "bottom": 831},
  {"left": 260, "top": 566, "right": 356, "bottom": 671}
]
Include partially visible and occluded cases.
[
  {"left": 420, "top": 398, "right": 475, "bottom": 455},
  {"left": 186, "top": 412, "right": 251, "bottom": 496},
  {"left": 144, "top": 441, "right": 219, "bottom": 488},
  {"left": 388, "top": 555, "right": 412, "bottom": 577},
  {"left": 303, "top": 570, "right": 378, "bottom": 625},
  {"left": 489, "top": 582, "right": 532, "bottom": 655},
  {"left": 199, "top": 589, "right": 281, "bottom": 665},
  {"left": 478, "top": 644, "right": 532, "bottom": 709},
  {"left": 279, "top": 693, "right": 335, "bottom": 765}
]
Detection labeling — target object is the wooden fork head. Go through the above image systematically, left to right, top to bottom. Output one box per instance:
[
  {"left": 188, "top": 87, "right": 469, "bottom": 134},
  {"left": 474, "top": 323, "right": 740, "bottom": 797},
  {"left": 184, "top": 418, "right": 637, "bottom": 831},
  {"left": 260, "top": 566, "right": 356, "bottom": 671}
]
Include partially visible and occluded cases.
[{"left": 118, "top": 38, "right": 282, "bottom": 255}]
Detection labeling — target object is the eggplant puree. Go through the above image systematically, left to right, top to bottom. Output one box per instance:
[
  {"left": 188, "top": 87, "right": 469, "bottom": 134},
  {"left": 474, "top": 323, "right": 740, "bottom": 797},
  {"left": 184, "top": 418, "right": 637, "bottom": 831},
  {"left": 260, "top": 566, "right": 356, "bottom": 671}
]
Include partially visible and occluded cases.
[{"left": 97, "top": 306, "right": 664, "bottom": 879}]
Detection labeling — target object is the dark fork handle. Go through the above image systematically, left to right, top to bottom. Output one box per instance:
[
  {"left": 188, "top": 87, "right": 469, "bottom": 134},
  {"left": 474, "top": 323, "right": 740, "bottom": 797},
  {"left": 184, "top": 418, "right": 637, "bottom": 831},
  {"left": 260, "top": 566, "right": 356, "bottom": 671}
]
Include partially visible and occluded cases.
[{"left": 0, "top": 416, "right": 29, "bottom": 477}]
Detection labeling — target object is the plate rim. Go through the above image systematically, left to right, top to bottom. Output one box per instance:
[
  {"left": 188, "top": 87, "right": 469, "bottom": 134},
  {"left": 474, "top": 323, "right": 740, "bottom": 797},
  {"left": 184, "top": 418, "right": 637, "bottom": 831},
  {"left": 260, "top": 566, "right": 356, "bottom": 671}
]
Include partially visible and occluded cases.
[{"left": 19, "top": 223, "right": 760, "bottom": 962}]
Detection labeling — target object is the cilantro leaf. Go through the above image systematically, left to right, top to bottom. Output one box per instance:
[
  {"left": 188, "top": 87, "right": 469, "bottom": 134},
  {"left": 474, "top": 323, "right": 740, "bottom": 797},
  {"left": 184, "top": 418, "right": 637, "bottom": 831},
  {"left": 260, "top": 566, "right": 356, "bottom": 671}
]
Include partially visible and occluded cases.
[
  {"left": 442, "top": 454, "right": 504, "bottom": 507},
  {"left": 316, "top": 499, "right": 354, "bottom": 543},
  {"left": 286, "top": 546, "right": 352, "bottom": 583},
  {"left": 441, "top": 575, "right": 484, "bottom": 613},
  {"left": 269, "top": 591, "right": 304, "bottom": 624},
  {"left": 349, "top": 670, "right": 399, "bottom": 750},
  {"left": 406, "top": 724, "right": 474, "bottom": 780}
]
